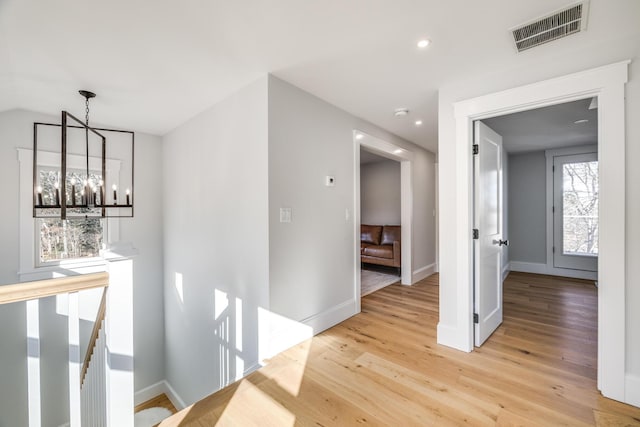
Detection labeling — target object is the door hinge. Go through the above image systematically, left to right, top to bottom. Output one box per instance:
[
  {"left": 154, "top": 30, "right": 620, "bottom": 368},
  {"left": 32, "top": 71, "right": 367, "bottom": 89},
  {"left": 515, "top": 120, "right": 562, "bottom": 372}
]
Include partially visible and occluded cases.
[
  {"left": 472, "top": 144, "right": 479, "bottom": 155},
  {"left": 552, "top": 205, "right": 555, "bottom": 213},
  {"left": 473, "top": 229, "right": 479, "bottom": 239},
  {"left": 553, "top": 246, "right": 555, "bottom": 254},
  {"left": 473, "top": 313, "right": 479, "bottom": 324}
]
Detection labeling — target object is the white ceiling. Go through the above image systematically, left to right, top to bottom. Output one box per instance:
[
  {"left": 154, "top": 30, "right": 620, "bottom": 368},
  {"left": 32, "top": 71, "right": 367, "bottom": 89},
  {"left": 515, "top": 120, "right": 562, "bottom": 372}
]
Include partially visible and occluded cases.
[
  {"left": 0, "top": 1, "right": 638, "bottom": 153},
  {"left": 483, "top": 98, "right": 598, "bottom": 153}
]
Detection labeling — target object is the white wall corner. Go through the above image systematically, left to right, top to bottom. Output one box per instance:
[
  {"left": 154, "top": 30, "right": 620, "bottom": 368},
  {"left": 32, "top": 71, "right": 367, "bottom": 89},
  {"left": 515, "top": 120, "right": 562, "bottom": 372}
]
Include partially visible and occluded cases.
[
  {"left": 412, "top": 263, "right": 437, "bottom": 283},
  {"left": 436, "top": 323, "right": 472, "bottom": 353},
  {"left": 626, "top": 374, "right": 640, "bottom": 408},
  {"left": 164, "top": 380, "right": 187, "bottom": 411}
]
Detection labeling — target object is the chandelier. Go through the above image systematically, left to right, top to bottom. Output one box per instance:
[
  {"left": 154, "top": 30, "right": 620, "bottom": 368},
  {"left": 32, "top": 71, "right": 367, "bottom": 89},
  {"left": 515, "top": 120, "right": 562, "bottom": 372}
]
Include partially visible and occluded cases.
[{"left": 33, "top": 90, "right": 134, "bottom": 219}]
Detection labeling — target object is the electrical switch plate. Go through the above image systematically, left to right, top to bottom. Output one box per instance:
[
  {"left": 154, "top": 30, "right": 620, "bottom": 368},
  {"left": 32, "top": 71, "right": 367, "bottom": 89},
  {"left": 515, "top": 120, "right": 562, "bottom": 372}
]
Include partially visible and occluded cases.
[
  {"left": 325, "top": 176, "right": 335, "bottom": 187},
  {"left": 280, "top": 207, "right": 292, "bottom": 223}
]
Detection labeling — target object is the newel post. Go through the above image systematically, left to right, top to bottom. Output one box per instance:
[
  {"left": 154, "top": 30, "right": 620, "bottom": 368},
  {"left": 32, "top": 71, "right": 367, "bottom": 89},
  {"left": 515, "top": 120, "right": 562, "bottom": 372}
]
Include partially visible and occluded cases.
[{"left": 102, "top": 243, "right": 138, "bottom": 427}]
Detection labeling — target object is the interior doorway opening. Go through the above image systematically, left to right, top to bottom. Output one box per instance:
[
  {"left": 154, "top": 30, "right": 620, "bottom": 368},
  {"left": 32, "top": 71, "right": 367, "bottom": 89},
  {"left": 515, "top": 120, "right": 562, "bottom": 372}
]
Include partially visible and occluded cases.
[
  {"left": 443, "top": 61, "right": 628, "bottom": 401},
  {"left": 473, "top": 98, "right": 599, "bottom": 350},
  {"left": 353, "top": 131, "right": 413, "bottom": 310},
  {"left": 359, "top": 147, "right": 402, "bottom": 297}
]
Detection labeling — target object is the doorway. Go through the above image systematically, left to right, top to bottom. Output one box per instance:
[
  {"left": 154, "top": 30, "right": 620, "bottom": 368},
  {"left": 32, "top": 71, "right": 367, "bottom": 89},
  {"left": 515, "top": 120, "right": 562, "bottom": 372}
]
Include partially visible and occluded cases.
[
  {"left": 443, "top": 61, "right": 628, "bottom": 402},
  {"left": 473, "top": 98, "right": 599, "bottom": 347},
  {"left": 353, "top": 131, "right": 413, "bottom": 310},
  {"left": 359, "top": 148, "right": 402, "bottom": 296}
]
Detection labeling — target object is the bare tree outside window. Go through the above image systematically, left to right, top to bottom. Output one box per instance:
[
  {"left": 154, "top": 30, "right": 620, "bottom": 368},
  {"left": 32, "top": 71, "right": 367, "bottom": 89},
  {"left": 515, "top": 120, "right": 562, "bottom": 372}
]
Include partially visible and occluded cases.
[
  {"left": 562, "top": 161, "right": 598, "bottom": 255},
  {"left": 37, "top": 169, "right": 104, "bottom": 263}
]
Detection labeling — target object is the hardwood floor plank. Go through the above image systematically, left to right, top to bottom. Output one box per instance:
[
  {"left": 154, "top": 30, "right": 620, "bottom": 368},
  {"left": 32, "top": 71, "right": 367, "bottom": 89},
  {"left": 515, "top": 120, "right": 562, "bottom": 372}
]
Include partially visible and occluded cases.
[{"left": 159, "top": 272, "right": 640, "bottom": 426}]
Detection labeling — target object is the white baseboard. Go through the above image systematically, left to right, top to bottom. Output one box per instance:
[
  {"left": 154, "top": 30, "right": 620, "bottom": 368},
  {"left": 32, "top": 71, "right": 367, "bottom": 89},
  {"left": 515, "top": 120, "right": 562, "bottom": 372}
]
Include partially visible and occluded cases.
[
  {"left": 509, "top": 261, "right": 597, "bottom": 280},
  {"left": 510, "top": 261, "right": 547, "bottom": 275},
  {"left": 502, "top": 262, "right": 510, "bottom": 282},
  {"left": 412, "top": 263, "right": 437, "bottom": 283},
  {"left": 301, "top": 298, "right": 357, "bottom": 335},
  {"left": 436, "top": 322, "right": 472, "bottom": 353},
  {"left": 626, "top": 373, "right": 640, "bottom": 408},
  {"left": 134, "top": 380, "right": 167, "bottom": 406},
  {"left": 135, "top": 380, "right": 187, "bottom": 411},
  {"left": 164, "top": 380, "right": 187, "bottom": 410}
]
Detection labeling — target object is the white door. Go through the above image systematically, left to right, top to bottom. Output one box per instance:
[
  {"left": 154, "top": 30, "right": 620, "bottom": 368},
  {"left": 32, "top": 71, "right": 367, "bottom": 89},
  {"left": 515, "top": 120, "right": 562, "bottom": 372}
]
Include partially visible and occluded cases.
[
  {"left": 473, "top": 121, "right": 504, "bottom": 347},
  {"left": 553, "top": 152, "right": 598, "bottom": 271}
]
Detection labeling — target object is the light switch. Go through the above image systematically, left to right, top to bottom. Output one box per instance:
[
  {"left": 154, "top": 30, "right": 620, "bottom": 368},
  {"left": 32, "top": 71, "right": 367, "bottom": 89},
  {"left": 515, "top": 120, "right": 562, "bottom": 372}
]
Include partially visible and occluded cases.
[{"left": 280, "top": 207, "right": 292, "bottom": 223}]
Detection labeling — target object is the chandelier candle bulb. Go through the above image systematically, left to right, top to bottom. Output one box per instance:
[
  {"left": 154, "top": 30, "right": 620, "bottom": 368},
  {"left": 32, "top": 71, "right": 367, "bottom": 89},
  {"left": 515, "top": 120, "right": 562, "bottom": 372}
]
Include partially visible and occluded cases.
[
  {"left": 112, "top": 184, "right": 117, "bottom": 205},
  {"left": 36, "top": 186, "right": 43, "bottom": 206},
  {"left": 81, "top": 189, "right": 86, "bottom": 206},
  {"left": 126, "top": 189, "right": 130, "bottom": 206}
]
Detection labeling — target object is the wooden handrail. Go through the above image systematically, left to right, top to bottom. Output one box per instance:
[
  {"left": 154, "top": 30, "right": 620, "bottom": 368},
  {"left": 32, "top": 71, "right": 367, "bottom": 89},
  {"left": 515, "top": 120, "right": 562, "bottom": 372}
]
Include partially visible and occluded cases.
[
  {"left": 0, "top": 272, "right": 109, "bottom": 305},
  {"left": 81, "top": 287, "right": 108, "bottom": 387}
]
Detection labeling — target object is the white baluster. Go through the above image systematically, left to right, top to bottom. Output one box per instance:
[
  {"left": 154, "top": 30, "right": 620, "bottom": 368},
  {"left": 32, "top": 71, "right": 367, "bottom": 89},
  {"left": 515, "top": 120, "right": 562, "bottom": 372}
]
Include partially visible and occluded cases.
[
  {"left": 68, "top": 292, "right": 81, "bottom": 427},
  {"left": 26, "top": 299, "right": 41, "bottom": 427}
]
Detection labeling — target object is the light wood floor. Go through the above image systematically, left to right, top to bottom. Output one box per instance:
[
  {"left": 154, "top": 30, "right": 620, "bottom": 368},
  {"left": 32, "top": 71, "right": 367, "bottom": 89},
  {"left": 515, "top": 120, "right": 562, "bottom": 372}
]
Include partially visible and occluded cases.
[
  {"left": 160, "top": 272, "right": 640, "bottom": 426},
  {"left": 135, "top": 393, "right": 178, "bottom": 415}
]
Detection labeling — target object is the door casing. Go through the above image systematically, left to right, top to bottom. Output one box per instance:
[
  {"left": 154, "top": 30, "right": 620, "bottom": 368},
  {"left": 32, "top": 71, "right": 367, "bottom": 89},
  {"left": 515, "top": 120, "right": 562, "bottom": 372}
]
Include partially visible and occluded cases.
[{"left": 440, "top": 61, "right": 629, "bottom": 402}]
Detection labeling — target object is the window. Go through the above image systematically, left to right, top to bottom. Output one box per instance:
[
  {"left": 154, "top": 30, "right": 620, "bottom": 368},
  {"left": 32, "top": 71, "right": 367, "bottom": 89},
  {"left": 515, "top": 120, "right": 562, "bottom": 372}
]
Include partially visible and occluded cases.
[
  {"left": 562, "top": 160, "right": 598, "bottom": 256},
  {"left": 36, "top": 168, "right": 106, "bottom": 265},
  {"left": 38, "top": 218, "right": 104, "bottom": 264}
]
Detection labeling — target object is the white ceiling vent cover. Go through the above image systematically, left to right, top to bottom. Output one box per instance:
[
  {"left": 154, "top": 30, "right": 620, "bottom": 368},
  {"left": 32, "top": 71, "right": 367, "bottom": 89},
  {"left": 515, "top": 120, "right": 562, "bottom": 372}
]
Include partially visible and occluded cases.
[{"left": 511, "top": 1, "right": 590, "bottom": 52}]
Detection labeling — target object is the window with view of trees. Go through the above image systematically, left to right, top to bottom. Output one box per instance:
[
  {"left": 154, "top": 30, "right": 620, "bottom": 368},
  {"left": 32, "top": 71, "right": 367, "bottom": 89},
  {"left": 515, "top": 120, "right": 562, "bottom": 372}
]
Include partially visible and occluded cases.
[
  {"left": 562, "top": 160, "right": 598, "bottom": 256},
  {"left": 37, "top": 169, "right": 105, "bottom": 264},
  {"left": 39, "top": 218, "right": 103, "bottom": 263}
]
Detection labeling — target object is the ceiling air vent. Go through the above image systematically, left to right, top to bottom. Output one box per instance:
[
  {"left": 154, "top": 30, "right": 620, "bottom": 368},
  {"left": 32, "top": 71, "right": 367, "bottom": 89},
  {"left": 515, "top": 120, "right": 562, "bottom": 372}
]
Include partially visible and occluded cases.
[{"left": 511, "top": 1, "right": 590, "bottom": 52}]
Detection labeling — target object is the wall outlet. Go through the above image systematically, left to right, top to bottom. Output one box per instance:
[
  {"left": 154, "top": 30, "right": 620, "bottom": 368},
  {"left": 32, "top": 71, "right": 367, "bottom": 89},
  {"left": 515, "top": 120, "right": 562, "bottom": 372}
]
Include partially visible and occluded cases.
[{"left": 325, "top": 176, "right": 335, "bottom": 187}]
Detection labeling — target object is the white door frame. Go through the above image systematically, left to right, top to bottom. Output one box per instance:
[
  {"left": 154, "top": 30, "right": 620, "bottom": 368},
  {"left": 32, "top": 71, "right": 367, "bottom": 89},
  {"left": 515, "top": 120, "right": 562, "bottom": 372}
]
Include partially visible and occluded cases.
[
  {"left": 444, "top": 61, "right": 629, "bottom": 402},
  {"left": 354, "top": 130, "right": 414, "bottom": 311}
]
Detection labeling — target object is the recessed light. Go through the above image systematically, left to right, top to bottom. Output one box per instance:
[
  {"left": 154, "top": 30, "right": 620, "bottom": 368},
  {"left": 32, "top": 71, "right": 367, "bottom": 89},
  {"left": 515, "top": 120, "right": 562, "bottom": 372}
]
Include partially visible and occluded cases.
[
  {"left": 417, "top": 39, "right": 431, "bottom": 48},
  {"left": 394, "top": 108, "right": 410, "bottom": 117},
  {"left": 574, "top": 119, "right": 589, "bottom": 124},
  {"left": 415, "top": 120, "right": 423, "bottom": 126},
  {"left": 355, "top": 133, "right": 364, "bottom": 140},
  {"left": 393, "top": 149, "right": 404, "bottom": 154}
]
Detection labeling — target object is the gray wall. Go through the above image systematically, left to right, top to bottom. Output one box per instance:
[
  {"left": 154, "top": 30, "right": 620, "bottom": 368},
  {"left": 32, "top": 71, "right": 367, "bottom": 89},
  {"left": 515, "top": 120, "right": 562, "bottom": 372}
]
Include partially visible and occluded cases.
[
  {"left": 268, "top": 75, "right": 437, "bottom": 327},
  {"left": 162, "top": 77, "right": 270, "bottom": 406},
  {"left": 0, "top": 109, "right": 165, "bottom": 426},
  {"left": 507, "top": 151, "right": 547, "bottom": 264},
  {"left": 361, "top": 158, "right": 401, "bottom": 226}
]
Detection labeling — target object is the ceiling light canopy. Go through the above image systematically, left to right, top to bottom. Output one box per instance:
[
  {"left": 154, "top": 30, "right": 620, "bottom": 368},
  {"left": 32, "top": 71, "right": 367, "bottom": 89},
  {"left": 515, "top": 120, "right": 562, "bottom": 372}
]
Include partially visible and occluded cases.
[{"left": 394, "top": 108, "right": 409, "bottom": 117}]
